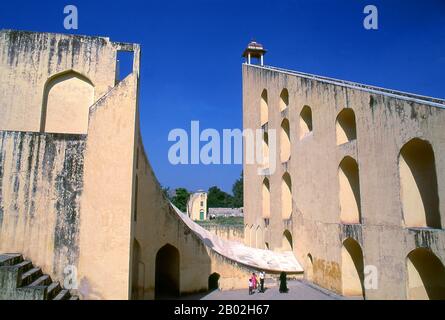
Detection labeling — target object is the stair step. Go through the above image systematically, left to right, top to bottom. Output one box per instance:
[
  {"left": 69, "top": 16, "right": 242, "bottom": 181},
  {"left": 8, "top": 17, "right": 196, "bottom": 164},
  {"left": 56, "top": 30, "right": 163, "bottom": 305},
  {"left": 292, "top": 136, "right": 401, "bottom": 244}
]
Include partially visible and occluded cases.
[
  {"left": 0, "top": 254, "right": 23, "bottom": 266},
  {"left": 12, "top": 260, "right": 33, "bottom": 273},
  {"left": 20, "top": 267, "right": 43, "bottom": 286},
  {"left": 28, "top": 274, "right": 51, "bottom": 287},
  {"left": 46, "top": 282, "right": 61, "bottom": 300},
  {"left": 53, "top": 289, "right": 71, "bottom": 300},
  {"left": 69, "top": 295, "right": 80, "bottom": 301}
]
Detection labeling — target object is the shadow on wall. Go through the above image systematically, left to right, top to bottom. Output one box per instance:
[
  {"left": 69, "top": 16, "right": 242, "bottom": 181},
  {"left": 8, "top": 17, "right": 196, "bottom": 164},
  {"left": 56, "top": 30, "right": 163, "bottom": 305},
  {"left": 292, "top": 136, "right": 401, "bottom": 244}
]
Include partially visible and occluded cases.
[
  {"left": 399, "top": 138, "right": 441, "bottom": 229},
  {"left": 341, "top": 237, "right": 365, "bottom": 299},
  {"left": 155, "top": 244, "right": 180, "bottom": 299},
  {"left": 406, "top": 248, "right": 445, "bottom": 300},
  {"left": 208, "top": 273, "right": 221, "bottom": 291}
]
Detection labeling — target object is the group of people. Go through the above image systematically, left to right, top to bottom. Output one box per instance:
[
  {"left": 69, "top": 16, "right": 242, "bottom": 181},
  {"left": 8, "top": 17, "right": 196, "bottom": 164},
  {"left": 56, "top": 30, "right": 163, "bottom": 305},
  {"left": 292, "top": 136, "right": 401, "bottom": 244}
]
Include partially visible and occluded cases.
[
  {"left": 248, "top": 271, "right": 265, "bottom": 295},
  {"left": 248, "top": 271, "right": 289, "bottom": 295}
]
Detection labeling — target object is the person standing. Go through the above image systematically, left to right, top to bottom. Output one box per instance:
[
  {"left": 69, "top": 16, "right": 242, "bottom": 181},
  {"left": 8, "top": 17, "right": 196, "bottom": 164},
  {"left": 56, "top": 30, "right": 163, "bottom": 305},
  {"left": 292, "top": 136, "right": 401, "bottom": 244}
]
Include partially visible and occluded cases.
[
  {"left": 259, "top": 271, "right": 265, "bottom": 293},
  {"left": 279, "top": 271, "right": 288, "bottom": 293},
  {"left": 252, "top": 272, "right": 257, "bottom": 292},
  {"left": 248, "top": 278, "right": 253, "bottom": 295}
]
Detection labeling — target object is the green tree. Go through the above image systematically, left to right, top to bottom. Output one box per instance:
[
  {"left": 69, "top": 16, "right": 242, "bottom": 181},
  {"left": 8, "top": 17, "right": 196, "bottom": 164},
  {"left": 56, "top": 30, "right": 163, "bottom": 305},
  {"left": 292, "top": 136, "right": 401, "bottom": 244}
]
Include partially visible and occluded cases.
[
  {"left": 231, "top": 171, "right": 243, "bottom": 208},
  {"left": 207, "top": 186, "right": 233, "bottom": 208},
  {"left": 171, "top": 188, "right": 190, "bottom": 212}
]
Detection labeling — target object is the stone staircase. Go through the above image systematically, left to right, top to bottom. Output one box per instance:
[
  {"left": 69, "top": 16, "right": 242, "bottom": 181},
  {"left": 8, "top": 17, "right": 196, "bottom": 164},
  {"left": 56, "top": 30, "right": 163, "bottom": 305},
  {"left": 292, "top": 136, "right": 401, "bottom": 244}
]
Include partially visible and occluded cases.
[{"left": 0, "top": 253, "right": 79, "bottom": 300}]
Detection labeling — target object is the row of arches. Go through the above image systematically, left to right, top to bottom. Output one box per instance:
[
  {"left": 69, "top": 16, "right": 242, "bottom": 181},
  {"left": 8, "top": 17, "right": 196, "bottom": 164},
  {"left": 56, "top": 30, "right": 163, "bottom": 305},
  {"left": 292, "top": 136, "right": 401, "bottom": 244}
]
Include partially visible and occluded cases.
[
  {"left": 260, "top": 88, "right": 441, "bottom": 228},
  {"left": 260, "top": 89, "right": 357, "bottom": 157},
  {"left": 338, "top": 137, "right": 441, "bottom": 229},
  {"left": 262, "top": 172, "right": 292, "bottom": 219},
  {"left": 244, "top": 225, "right": 293, "bottom": 251},
  {"left": 306, "top": 238, "right": 445, "bottom": 299}
]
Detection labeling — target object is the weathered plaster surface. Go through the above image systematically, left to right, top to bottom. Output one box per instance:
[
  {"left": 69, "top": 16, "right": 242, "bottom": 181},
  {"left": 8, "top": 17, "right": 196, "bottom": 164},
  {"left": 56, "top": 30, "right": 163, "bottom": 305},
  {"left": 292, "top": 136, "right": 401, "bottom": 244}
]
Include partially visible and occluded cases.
[{"left": 243, "top": 63, "right": 445, "bottom": 299}]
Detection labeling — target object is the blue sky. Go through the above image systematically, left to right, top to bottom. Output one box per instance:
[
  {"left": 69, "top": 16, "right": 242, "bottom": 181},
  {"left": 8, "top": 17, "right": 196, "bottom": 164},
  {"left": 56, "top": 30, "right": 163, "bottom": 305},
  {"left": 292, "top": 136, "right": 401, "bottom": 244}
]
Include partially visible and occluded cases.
[{"left": 1, "top": 0, "right": 444, "bottom": 193}]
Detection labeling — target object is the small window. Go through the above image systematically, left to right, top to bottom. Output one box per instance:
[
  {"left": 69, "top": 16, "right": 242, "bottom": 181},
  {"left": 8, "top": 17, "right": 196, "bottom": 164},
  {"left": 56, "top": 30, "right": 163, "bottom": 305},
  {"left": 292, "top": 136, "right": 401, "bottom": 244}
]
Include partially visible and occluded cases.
[{"left": 116, "top": 51, "right": 134, "bottom": 83}]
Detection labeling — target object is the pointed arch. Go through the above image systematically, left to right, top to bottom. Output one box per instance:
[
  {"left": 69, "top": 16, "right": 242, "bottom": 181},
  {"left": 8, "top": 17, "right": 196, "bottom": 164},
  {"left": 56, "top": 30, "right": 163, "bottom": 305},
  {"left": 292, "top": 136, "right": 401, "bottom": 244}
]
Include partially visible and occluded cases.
[
  {"left": 41, "top": 70, "right": 94, "bottom": 134},
  {"left": 279, "top": 88, "right": 289, "bottom": 111},
  {"left": 260, "top": 89, "right": 268, "bottom": 126},
  {"left": 299, "top": 105, "right": 313, "bottom": 139},
  {"left": 336, "top": 108, "right": 357, "bottom": 145},
  {"left": 280, "top": 118, "right": 291, "bottom": 163},
  {"left": 262, "top": 131, "right": 269, "bottom": 168},
  {"left": 399, "top": 138, "right": 441, "bottom": 228},
  {"left": 339, "top": 156, "right": 361, "bottom": 224},
  {"left": 281, "top": 172, "right": 292, "bottom": 219},
  {"left": 262, "top": 178, "right": 270, "bottom": 218},
  {"left": 282, "top": 229, "right": 293, "bottom": 251},
  {"left": 341, "top": 238, "right": 365, "bottom": 297},
  {"left": 155, "top": 244, "right": 180, "bottom": 299},
  {"left": 406, "top": 248, "right": 445, "bottom": 300},
  {"left": 306, "top": 253, "right": 314, "bottom": 282}
]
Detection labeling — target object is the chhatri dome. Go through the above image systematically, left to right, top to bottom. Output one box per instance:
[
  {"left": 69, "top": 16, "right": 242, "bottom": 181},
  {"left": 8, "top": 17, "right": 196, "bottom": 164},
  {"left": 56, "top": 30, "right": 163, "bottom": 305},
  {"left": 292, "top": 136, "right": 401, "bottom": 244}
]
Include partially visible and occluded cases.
[{"left": 242, "top": 40, "right": 267, "bottom": 66}]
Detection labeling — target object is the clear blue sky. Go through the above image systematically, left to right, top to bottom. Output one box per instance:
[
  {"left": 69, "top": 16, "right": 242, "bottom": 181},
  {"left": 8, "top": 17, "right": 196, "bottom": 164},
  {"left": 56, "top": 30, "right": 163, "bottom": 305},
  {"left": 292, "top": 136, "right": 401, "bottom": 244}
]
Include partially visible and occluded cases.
[{"left": 1, "top": 0, "right": 444, "bottom": 193}]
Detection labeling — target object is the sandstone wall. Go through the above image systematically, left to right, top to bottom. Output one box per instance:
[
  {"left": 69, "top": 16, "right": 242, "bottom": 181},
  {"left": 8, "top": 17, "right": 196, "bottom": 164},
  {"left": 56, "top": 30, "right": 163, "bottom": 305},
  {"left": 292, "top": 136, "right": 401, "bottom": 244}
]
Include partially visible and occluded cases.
[{"left": 243, "top": 64, "right": 445, "bottom": 299}]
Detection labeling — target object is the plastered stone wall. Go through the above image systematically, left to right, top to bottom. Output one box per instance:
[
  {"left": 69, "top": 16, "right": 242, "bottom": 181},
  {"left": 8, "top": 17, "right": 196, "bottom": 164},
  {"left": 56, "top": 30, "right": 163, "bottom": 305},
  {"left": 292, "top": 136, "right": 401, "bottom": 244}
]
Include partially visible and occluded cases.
[
  {"left": 0, "top": 30, "right": 266, "bottom": 299},
  {"left": 0, "top": 30, "right": 119, "bottom": 133},
  {"left": 243, "top": 64, "right": 445, "bottom": 299},
  {"left": 0, "top": 131, "right": 85, "bottom": 283},
  {"left": 201, "top": 224, "right": 244, "bottom": 243}
]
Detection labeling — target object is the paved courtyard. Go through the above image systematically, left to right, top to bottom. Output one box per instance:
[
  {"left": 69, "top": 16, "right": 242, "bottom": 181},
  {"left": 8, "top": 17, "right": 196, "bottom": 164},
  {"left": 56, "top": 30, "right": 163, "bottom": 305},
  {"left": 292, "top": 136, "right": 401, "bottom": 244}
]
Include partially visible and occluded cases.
[{"left": 181, "top": 280, "right": 358, "bottom": 300}]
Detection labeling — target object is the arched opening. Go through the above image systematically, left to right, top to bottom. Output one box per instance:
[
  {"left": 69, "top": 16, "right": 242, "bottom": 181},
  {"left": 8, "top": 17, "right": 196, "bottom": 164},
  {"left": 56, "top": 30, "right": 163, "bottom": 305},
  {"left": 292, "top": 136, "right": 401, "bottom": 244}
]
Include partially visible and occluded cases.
[
  {"left": 41, "top": 70, "right": 94, "bottom": 134},
  {"left": 279, "top": 88, "right": 289, "bottom": 111},
  {"left": 260, "top": 89, "right": 268, "bottom": 126},
  {"left": 299, "top": 105, "right": 313, "bottom": 140},
  {"left": 336, "top": 109, "right": 357, "bottom": 145},
  {"left": 280, "top": 118, "right": 291, "bottom": 163},
  {"left": 262, "top": 131, "right": 269, "bottom": 168},
  {"left": 399, "top": 138, "right": 441, "bottom": 229},
  {"left": 339, "top": 157, "right": 361, "bottom": 224},
  {"left": 281, "top": 173, "right": 292, "bottom": 219},
  {"left": 262, "top": 178, "right": 270, "bottom": 218},
  {"left": 282, "top": 230, "right": 293, "bottom": 251},
  {"left": 341, "top": 238, "right": 365, "bottom": 298},
  {"left": 131, "top": 239, "right": 144, "bottom": 300},
  {"left": 265, "top": 242, "right": 270, "bottom": 250},
  {"left": 155, "top": 244, "right": 180, "bottom": 299},
  {"left": 406, "top": 248, "right": 445, "bottom": 300},
  {"left": 306, "top": 254, "right": 314, "bottom": 282},
  {"left": 208, "top": 273, "right": 221, "bottom": 291}
]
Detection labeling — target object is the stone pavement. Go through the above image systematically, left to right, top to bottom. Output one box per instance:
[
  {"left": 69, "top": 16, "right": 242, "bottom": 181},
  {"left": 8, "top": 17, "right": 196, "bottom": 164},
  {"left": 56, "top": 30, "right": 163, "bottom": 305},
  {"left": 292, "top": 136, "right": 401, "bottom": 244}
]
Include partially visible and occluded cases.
[{"left": 181, "top": 280, "right": 359, "bottom": 300}]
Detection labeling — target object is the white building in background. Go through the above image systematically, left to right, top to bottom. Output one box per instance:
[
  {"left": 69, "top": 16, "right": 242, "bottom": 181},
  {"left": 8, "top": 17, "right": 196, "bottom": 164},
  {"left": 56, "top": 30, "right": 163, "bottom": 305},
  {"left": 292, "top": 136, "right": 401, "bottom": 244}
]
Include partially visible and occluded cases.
[{"left": 187, "top": 191, "right": 208, "bottom": 221}]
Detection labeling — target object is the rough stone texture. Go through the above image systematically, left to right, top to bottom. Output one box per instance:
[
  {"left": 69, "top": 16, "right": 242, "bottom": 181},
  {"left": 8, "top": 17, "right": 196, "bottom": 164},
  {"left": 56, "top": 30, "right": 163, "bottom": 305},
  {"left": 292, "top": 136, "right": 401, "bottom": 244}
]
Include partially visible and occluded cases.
[
  {"left": 0, "top": 30, "right": 301, "bottom": 300},
  {"left": 0, "top": 131, "right": 85, "bottom": 282},
  {"left": 201, "top": 224, "right": 244, "bottom": 243}
]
